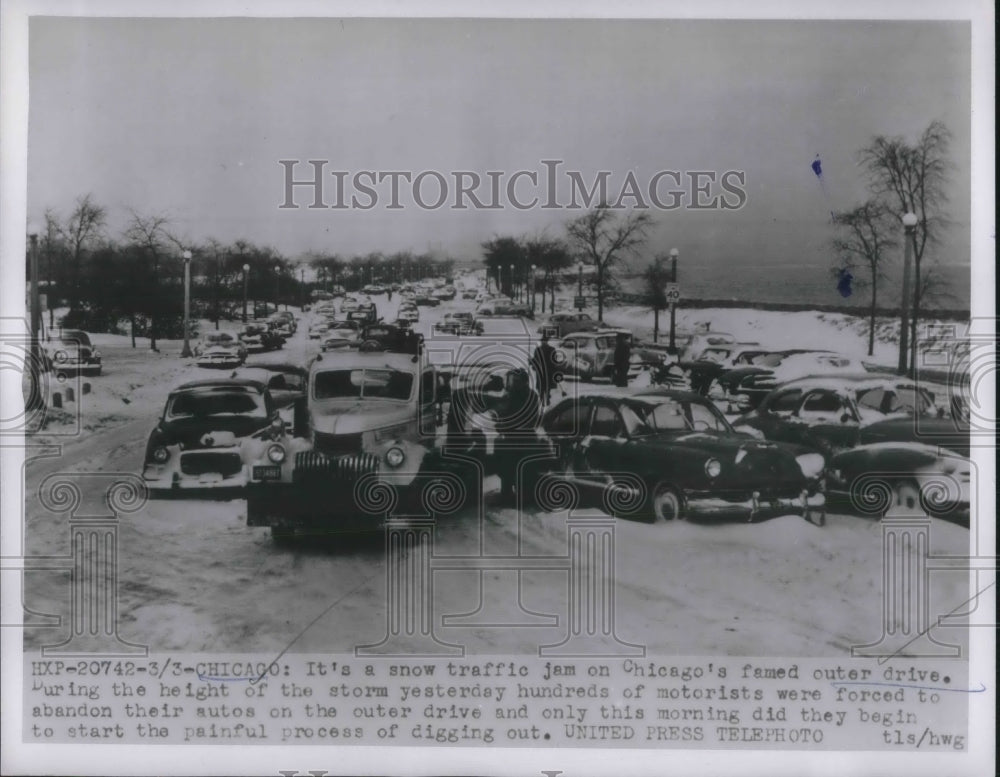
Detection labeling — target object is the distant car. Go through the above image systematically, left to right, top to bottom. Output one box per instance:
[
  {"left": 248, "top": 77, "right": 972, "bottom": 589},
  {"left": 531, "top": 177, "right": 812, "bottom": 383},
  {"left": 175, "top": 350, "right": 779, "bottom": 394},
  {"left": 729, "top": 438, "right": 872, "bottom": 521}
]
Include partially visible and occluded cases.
[
  {"left": 433, "top": 286, "right": 456, "bottom": 301},
  {"left": 461, "top": 289, "right": 478, "bottom": 300},
  {"left": 415, "top": 293, "right": 441, "bottom": 307},
  {"left": 340, "top": 297, "right": 362, "bottom": 313},
  {"left": 346, "top": 305, "right": 379, "bottom": 325},
  {"left": 397, "top": 305, "right": 420, "bottom": 323},
  {"left": 268, "top": 311, "right": 296, "bottom": 337},
  {"left": 434, "top": 311, "right": 482, "bottom": 335},
  {"left": 538, "top": 312, "right": 599, "bottom": 338},
  {"left": 308, "top": 320, "right": 331, "bottom": 339},
  {"left": 321, "top": 320, "right": 362, "bottom": 351},
  {"left": 238, "top": 323, "right": 283, "bottom": 353},
  {"left": 357, "top": 323, "right": 422, "bottom": 353},
  {"left": 43, "top": 329, "right": 102, "bottom": 377},
  {"left": 555, "top": 331, "right": 622, "bottom": 382},
  {"left": 195, "top": 332, "right": 247, "bottom": 368},
  {"left": 683, "top": 332, "right": 738, "bottom": 362},
  {"left": 734, "top": 352, "right": 865, "bottom": 400},
  {"left": 142, "top": 378, "right": 281, "bottom": 494},
  {"left": 529, "top": 389, "right": 825, "bottom": 522}
]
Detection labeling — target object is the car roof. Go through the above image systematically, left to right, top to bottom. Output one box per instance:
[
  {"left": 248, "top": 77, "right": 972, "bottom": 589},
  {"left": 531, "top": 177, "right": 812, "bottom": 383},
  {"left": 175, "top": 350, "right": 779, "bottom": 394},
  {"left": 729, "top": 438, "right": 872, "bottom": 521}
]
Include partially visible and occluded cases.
[
  {"left": 310, "top": 350, "right": 421, "bottom": 373},
  {"left": 236, "top": 362, "right": 307, "bottom": 375},
  {"left": 172, "top": 378, "right": 267, "bottom": 393}
]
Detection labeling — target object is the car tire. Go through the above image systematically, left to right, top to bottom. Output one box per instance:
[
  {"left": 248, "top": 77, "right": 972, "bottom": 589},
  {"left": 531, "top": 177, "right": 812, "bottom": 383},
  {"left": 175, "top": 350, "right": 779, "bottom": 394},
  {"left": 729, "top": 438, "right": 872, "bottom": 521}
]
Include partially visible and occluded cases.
[
  {"left": 889, "top": 478, "right": 922, "bottom": 515},
  {"left": 648, "top": 482, "right": 684, "bottom": 524}
]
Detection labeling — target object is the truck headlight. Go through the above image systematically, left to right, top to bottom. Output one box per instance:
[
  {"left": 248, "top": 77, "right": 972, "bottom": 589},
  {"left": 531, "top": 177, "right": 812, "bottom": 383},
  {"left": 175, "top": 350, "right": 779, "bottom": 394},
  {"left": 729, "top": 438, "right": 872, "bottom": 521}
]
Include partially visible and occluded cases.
[
  {"left": 266, "top": 444, "right": 286, "bottom": 463},
  {"left": 152, "top": 446, "right": 170, "bottom": 463},
  {"left": 385, "top": 447, "right": 405, "bottom": 467},
  {"left": 795, "top": 453, "right": 825, "bottom": 479},
  {"left": 704, "top": 458, "right": 722, "bottom": 478}
]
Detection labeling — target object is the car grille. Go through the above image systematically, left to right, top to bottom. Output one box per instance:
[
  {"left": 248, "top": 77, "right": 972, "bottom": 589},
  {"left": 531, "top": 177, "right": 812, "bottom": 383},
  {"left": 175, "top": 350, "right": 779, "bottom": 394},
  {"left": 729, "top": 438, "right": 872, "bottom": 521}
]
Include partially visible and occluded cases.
[
  {"left": 293, "top": 451, "right": 379, "bottom": 483},
  {"left": 180, "top": 452, "right": 242, "bottom": 476}
]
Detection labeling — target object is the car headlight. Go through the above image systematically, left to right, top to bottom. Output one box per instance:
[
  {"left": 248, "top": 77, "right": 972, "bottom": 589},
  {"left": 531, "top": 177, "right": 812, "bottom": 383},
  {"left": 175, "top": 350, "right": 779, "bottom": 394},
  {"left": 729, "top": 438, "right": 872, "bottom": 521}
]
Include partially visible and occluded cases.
[
  {"left": 54, "top": 350, "right": 68, "bottom": 364},
  {"left": 266, "top": 443, "right": 286, "bottom": 463},
  {"left": 152, "top": 446, "right": 170, "bottom": 463},
  {"left": 385, "top": 447, "right": 405, "bottom": 467},
  {"left": 795, "top": 452, "right": 825, "bottom": 479},
  {"left": 704, "top": 458, "right": 722, "bottom": 478}
]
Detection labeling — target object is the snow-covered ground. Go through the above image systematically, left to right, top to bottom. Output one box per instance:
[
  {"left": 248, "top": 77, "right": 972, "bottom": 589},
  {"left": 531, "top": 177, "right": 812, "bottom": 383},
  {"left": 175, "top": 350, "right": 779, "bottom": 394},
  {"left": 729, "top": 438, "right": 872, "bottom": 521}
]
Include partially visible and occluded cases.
[{"left": 18, "top": 295, "right": 973, "bottom": 657}]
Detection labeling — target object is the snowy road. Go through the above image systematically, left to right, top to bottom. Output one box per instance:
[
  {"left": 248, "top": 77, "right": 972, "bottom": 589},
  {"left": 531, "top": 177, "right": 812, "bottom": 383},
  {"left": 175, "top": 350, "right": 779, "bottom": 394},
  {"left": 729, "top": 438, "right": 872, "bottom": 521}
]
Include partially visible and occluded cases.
[{"left": 20, "top": 293, "right": 972, "bottom": 658}]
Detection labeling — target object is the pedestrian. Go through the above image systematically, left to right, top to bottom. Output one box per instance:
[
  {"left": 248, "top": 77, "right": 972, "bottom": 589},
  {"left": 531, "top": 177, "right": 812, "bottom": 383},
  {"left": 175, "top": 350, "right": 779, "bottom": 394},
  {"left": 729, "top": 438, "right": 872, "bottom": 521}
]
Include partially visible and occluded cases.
[
  {"left": 613, "top": 332, "right": 631, "bottom": 387},
  {"left": 531, "top": 333, "right": 559, "bottom": 406},
  {"left": 490, "top": 368, "right": 541, "bottom": 502}
]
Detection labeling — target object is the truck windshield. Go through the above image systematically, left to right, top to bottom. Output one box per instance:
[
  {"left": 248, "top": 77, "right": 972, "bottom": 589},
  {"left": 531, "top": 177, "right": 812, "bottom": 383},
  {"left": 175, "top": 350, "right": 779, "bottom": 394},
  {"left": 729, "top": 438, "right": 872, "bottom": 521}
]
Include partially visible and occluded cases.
[{"left": 314, "top": 369, "right": 413, "bottom": 401}]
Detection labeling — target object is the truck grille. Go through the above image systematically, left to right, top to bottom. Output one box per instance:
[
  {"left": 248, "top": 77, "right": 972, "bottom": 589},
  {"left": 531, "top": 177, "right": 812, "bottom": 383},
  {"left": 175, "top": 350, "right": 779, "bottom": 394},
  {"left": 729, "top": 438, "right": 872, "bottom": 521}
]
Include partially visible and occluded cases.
[
  {"left": 293, "top": 451, "right": 379, "bottom": 483},
  {"left": 180, "top": 452, "right": 242, "bottom": 477}
]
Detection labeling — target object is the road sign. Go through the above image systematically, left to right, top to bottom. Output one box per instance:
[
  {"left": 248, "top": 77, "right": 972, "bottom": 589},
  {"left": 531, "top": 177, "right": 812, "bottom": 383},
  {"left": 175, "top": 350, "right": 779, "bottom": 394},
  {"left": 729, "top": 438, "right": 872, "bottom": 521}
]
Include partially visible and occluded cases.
[
  {"left": 665, "top": 283, "right": 681, "bottom": 306},
  {"left": 574, "top": 295, "right": 587, "bottom": 310}
]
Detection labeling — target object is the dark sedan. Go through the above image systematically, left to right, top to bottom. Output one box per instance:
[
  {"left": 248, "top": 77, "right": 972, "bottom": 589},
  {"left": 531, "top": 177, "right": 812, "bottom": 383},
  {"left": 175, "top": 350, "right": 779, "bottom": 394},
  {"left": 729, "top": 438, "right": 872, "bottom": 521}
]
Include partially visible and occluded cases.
[{"left": 530, "top": 390, "right": 825, "bottom": 523}]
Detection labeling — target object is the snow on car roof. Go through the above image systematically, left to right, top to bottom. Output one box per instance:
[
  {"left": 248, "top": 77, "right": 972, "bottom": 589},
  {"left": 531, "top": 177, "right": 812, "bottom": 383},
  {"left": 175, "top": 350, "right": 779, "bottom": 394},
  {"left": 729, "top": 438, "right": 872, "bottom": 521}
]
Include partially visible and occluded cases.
[{"left": 310, "top": 350, "right": 420, "bottom": 373}]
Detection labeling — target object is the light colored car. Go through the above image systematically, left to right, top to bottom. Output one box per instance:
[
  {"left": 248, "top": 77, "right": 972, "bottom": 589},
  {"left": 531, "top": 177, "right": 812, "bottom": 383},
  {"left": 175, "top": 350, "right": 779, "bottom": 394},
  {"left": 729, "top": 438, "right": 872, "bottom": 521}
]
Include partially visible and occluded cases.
[
  {"left": 397, "top": 305, "right": 420, "bottom": 323},
  {"left": 538, "top": 311, "right": 599, "bottom": 338},
  {"left": 308, "top": 320, "right": 331, "bottom": 339},
  {"left": 321, "top": 320, "right": 362, "bottom": 351},
  {"left": 43, "top": 329, "right": 102, "bottom": 377},
  {"left": 195, "top": 332, "right": 247, "bottom": 368}
]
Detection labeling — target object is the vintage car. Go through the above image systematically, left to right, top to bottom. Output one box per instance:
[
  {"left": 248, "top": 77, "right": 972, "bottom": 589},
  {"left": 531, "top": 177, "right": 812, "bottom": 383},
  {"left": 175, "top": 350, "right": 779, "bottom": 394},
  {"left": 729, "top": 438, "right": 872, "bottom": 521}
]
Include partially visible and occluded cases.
[
  {"left": 433, "top": 286, "right": 456, "bottom": 301},
  {"left": 461, "top": 289, "right": 479, "bottom": 300},
  {"left": 414, "top": 292, "right": 441, "bottom": 307},
  {"left": 340, "top": 296, "right": 362, "bottom": 313},
  {"left": 397, "top": 304, "right": 420, "bottom": 323},
  {"left": 346, "top": 305, "right": 379, "bottom": 325},
  {"left": 268, "top": 311, "right": 296, "bottom": 337},
  {"left": 434, "top": 311, "right": 482, "bottom": 336},
  {"left": 538, "top": 311, "right": 599, "bottom": 339},
  {"left": 308, "top": 320, "right": 331, "bottom": 339},
  {"left": 320, "top": 320, "right": 362, "bottom": 351},
  {"left": 238, "top": 323, "right": 283, "bottom": 353},
  {"left": 357, "top": 323, "right": 423, "bottom": 352},
  {"left": 43, "top": 329, "right": 102, "bottom": 377},
  {"left": 555, "top": 331, "right": 643, "bottom": 382},
  {"left": 195, "top": 332, "right": 247, "bottom": 368},
  {"left": 682, "top": 332, "right": 737, "bottom": 362},
  {"left": 680, "top": 342, "right": 763, "bottom": 394},
  {"left": 244, "top": 344, "right": 460, "bottom": 541},
  {"left": 705, "top": 349, "right": 834, "bottom": 406},
  {"left": 731, "top": 352, "right": 865, "bottom": 403},
  {"left": 231, "top": 362, "right": 308, "bottom": 412},
  {"left": 778, "top": 375, "right": 943, "bottom": 425},
  {"left": 142, "top": 378, "right": 282, "bottom": 495},
  {"left": 529, "top": 389, "right": 825, "bottom": 523},
  {"left": 826, "top": 442, "right": 970, "bottom": 523}
]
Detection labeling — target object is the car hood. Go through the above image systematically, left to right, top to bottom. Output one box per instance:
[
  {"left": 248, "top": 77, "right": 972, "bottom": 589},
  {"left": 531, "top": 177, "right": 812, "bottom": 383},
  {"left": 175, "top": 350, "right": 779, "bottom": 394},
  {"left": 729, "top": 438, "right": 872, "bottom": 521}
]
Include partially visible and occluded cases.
[
  {"left": 310, "top": 399, "right": 413, "bottom": 435},
  {"left": 158, "top": 415, "right": 267, "bottom": 447},
  {"left": 639, "top": 431, "right": 787, "bottom": 459}
]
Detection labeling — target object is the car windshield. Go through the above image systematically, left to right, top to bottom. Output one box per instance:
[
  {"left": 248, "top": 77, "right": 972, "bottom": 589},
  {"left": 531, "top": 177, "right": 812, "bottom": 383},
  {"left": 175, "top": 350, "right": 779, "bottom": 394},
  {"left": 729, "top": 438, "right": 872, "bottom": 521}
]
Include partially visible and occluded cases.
[
  {"left": 60, "top": 332, "right": 92, "bottom": 347},
  {"left": 205, "top": 333, "right": 234, "bottom": 344},
  {"left": 749, "top": 353, "right": 784, "bottom": 367},
  {"left": 313, "top": 369, "right": 414, "bottom": 400},
  {"left": 167, "top": 388, "right": 265, "bottom": 418},
  {"left": 634, "top": 398, "right": 731, "bottom": 433}
]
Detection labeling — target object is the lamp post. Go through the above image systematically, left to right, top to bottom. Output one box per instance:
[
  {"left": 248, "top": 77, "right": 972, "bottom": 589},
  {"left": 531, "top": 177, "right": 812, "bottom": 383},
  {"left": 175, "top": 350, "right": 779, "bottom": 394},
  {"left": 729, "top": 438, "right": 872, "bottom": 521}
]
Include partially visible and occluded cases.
[
  {"left": 898, "top": 212, "right": 918, "bottom": 375},
  {"left": 28, "top": 230, "right": 41, "bottom": 368},
  {"left": 668, "top": 247, "right": 679, "bottom": 353},
  {"left": 180, "top": 250, "right": 194, "bottom": 357},
  {"left": 576, "top": 261, "right": 584, "bottom": 310},
  {"left": 242, "top": 263, "right": 250, "bottom": 323},
  {"left": 273, "top": 264, "right": 281, "bottom": 311},
  {"left": 508, "top": 264, "right": 514, "bottom": 298},
  {"left": 530, "top": 264, "right": 537, "bottom": 314},
  {"left": 300, "top": 267, "right": 305, "bottom": 308}
]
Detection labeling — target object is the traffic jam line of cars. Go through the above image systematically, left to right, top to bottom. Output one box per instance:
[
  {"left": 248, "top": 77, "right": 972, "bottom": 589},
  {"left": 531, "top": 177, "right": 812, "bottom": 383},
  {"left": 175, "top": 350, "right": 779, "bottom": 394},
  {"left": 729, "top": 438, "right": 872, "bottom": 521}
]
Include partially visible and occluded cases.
[{"left": 138, "top": 274, "right": 973, "bottom": 541}]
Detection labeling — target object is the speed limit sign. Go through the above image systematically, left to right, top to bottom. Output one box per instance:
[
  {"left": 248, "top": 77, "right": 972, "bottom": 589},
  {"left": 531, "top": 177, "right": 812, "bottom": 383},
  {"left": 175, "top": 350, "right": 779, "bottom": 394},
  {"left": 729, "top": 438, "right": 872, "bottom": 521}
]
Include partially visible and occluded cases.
[{"left": 665, "top": 283, "right": 681, "bottom": 305}]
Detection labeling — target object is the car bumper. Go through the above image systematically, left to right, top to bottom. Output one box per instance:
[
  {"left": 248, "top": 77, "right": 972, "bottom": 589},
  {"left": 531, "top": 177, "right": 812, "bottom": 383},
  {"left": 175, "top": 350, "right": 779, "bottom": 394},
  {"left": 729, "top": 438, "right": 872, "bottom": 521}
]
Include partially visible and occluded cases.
[
  {"left": 197, "top": 357, "right": 242, "bottom": 368},
  {"left": 50, "top": 361, "right": 102, "bottom": 376},
  {"left": 143, "top": 467, "right": 247, "bottom": 496},
  {"left": 246, "top": 482, "right": 388, "bottom": 532},
  {"left": 687, "top": 490, "right": 826, "bottom": 521}
]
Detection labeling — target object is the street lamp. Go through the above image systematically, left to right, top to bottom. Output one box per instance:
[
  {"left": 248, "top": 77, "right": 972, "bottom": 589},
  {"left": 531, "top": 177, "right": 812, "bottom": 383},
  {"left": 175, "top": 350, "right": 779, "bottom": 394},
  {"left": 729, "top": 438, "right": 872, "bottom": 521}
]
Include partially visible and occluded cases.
[
  {"left": 898, "top": 213, "right": 918, "bottom": 375},
  {"left": 27, "top": 228, "right": 41, "bottom": 364},
  {"left": 668, "top": 247, "right": 679, "bottom": 353},
  {"left": 180, "top": 250, "right": 194, "bottom": 357},
  {"left": 576, "top": 261, "right": 584, "bottom": 310},
  {"left": 242, "top": 263, "right": 250, "bottom": 323},
  {"left": 273, "top": 264, "right": 281, "bottom": 311},
  {"left": 508, "top": 264, "right": 514, "bottom": 298},
  {"left": 530, "top": 264, "right": 537, "bottom": 314},
  {"left": 300, "top": 268, "right": 305, "bottom": 308}
]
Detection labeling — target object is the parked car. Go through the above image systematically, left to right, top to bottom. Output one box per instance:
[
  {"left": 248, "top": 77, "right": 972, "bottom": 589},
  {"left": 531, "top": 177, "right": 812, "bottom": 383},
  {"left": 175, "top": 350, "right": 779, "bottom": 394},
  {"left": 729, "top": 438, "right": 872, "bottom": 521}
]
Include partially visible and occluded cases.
[
  {"left": 433, "top": 286, "right": 456, "bottom": 302},
  {"left": 415, "top": 292, "right": 441, "bottom": 307},
  {"left": 397, "top": 305, "right": 420, "bottom": 323},
  {"left": 346, "top": 306, "right": 379, "bottom": 326},
  {"left": 268, "top": 311, "right": 296, "bottom": 337},
  {"left": 434, "top": 311, "right": 482, "bottom": 336},
  {"left": 538, "top": 311, "right": 599, "bottom": 339},
  {"left": 308, "top": 320, "right": 331, "bottom": 339},
  {"left": 321, "top": 320, "right": 362, "bottom": 351},
  {"left": 238, "top": 323, "right": 283, "bottom": 353},
  {"left": 357, "top": 323, "right": 423, "bottom": 353},
  {"left": 43, "top": 329, "right": 102, "bottom": 377},
  {"left": 554, "top": 331, "right": 621, "bottom": 382},
  {"left": 195, "top": 332, "right": 247, "bottom": 368},
  {"left": 682, "top": 332, "right": 738, "bottom": 361},
  {"left": 733, "top": 352, "right": 864, "bottom": 402},
  {"left": 142, "top": 378, "right": 281, "bottom": 494},
  {"left": 529, "top": 389, "right": 825, "bottom": 522},
  {"left": 827, "top": 442, "right": 970, "bottom": 523}
]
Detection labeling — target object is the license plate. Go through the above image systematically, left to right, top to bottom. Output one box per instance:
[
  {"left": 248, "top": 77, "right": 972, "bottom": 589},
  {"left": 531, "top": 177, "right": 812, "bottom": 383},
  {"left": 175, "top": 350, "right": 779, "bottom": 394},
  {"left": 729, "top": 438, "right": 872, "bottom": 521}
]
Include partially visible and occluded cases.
[{"left": 253, "top": 465, "right": 282, "bottom": 480}]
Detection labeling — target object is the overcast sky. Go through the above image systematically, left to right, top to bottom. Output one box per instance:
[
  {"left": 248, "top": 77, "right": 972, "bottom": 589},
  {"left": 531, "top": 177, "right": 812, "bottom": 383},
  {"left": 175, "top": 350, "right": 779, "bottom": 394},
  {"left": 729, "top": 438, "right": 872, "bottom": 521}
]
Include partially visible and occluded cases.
[{"left": 28, "top": 17, "right": 970, "bottom": 272}]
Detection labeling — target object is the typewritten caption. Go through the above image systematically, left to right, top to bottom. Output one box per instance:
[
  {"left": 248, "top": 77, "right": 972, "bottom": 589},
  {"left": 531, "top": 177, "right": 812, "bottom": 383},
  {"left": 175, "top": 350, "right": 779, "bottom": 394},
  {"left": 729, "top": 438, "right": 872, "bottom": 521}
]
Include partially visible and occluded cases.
[{"left": 24, "top": 655, "right": 969, "bottom": 749}]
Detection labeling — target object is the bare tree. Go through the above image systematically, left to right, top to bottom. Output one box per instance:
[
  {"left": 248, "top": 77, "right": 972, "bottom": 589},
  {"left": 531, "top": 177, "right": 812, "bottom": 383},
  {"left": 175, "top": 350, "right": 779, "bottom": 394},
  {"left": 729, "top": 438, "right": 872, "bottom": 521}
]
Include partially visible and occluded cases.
[
  {"left": 858, "top": 120, "right": 951, "bottom": 370},
  {"left": 61, "top": 194, "right": 107, "bottom": 311},
  {"left": 831, "top": 200, "right": 897, "bottom": 356},
  {"left": 565, "top": 204, "right": 652, "bottom": 322},
  {"left": 41, "top": 209, "right": 66, "bottom": 329},
  {"left": 123, "top": 211, "right": 172, "bottom": 350}
]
